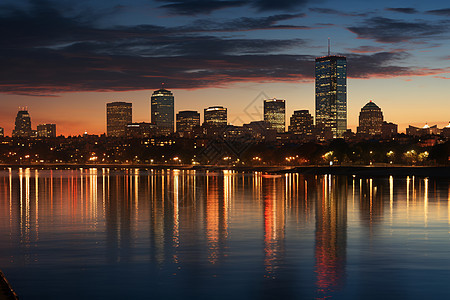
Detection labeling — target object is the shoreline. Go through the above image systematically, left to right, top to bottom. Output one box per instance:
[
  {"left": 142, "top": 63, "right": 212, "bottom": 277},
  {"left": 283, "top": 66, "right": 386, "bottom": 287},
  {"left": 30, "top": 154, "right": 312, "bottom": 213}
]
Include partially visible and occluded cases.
[
  {"left": 0, "top": 163, "right": 449, "bottom": 177},
  {"left": 0, "top": 270, "right": 18, "bottom": 300}
]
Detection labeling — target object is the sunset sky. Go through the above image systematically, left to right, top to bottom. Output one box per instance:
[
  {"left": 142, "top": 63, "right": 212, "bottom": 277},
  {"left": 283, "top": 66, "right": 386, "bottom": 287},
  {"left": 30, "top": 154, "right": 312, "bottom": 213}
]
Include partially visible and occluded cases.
[{"left": 1, "top": 0, "right": 449, "bottom": 136}]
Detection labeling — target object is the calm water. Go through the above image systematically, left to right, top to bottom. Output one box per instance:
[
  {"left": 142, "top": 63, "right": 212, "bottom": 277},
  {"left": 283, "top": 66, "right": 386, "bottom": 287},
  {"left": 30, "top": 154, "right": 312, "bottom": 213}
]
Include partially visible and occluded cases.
[{"left": 0, "top": 168, "right": 450, "bottom": 299}]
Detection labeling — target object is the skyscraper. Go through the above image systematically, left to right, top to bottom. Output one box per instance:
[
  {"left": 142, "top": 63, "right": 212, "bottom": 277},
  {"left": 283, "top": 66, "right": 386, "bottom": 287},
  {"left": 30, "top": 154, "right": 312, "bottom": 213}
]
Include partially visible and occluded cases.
[
  {"left": 315, "top": 55, "right": 347, "bottom": 138},
  {"left": 151, "top": 88, "right": 174, "bottom": 136},
  {"left": 264, "top": 99, "right": 285, "bottom": 133},
  {"left": 357, "top": 101, "right": 383, "bottom": 136},
  {"left": 106, "top": 102, "right": 132, "bottom": 137},
  {"left": 204, "top": 106, "right": 227, "bottom": 126},
  {"left": 12, "top": 108, "right": 33, "bottom": 137},
  {"left": 176, "top": 110, "right": 200, "bottom": 136},
  {"left": 288, "top": 110, "right": 313, "bottom": 135},
  {"left": 37, "top": 124, "right": 57, "bottom": 138},
  {"left": 0, "top": 127, "right": 3, "bottom": 137}
]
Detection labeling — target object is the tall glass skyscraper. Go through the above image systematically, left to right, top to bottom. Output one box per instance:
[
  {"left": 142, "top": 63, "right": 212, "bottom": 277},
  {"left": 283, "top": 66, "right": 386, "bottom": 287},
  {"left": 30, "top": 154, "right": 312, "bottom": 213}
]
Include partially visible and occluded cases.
[
  {"left": 315, "top": 55, "right": 347, "bottom": 138},
  {"left": 151, "top": 88, "right": 174, "bottom": 136},
  {"left": 264, "top": 99, "right": 285, "bottom": 133},
  {"left": 106, "top": 102, "right": 132, "bottom": 137},
  {"left": 12, "top": 108, "right": 33, "bottom": 137}
]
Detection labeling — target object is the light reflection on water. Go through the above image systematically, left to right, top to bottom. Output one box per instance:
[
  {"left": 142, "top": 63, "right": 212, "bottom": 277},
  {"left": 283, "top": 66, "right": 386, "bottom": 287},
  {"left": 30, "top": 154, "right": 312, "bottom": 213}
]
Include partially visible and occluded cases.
[{"left": 0, "top": 169, "right": 449, "bottom": 299}]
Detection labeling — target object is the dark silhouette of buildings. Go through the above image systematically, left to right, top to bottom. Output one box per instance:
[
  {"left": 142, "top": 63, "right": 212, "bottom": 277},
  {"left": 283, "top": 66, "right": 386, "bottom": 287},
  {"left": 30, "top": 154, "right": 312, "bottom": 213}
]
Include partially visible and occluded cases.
[
  {"left": 315, "top": 55, "right": 347, "bottom": 138},
  {"left": 151, "top": 88, "right": 175, "bottom": 136},
  {"left": 264, "top": 99, "right": 285, "bottom": 133},
  {"left": 357, "top": 101, "right": 383, "bottom": 136},
  {"left": 106, "top": 102, "right": 132, "bottom": 137},
  {"left": 12, "top": 108, "right": 33, "bottom": 137},
  {"left": 381, "top": 121, "right": 398, "bottom": 139},
  {"left": 125, "top": 122, "right": 156, "bottom": 138},
  {"left": 443, "top": 122, "right": 450, "bottom": 138},
  {"left": 37, "top": 124, "right": 56, "bottom": 138},
  {"left": 406, "top": 124, "right": 439, "bottom": 136}
]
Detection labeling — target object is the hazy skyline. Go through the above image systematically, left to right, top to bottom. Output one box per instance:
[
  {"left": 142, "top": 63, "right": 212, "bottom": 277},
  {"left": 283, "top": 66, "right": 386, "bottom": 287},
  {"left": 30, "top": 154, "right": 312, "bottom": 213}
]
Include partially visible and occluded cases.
[{"left": 1, "top": 0, "right": 449, "bottom": 135}]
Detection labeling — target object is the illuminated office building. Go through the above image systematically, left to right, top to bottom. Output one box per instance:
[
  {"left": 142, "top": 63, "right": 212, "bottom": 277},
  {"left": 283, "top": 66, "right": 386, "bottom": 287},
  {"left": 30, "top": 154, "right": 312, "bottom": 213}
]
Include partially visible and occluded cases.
[
  {"left": 315, "top": 55, "right": 347, "bottom": 138},
  {"left": 151, "top": 88, "right": 174, "bottom": 136},
  {"left": 263, "top": 99, "right": 285, "bottom": 133},
  {"left": 357, "top": 101, "right": 383, "bottom": 136},
  {"left": 106, "top": 102, "right": 132, "bottom": 137},
  {"left": 204, "top": 106, "right": 227, "bottom": 126},
  {"left": 12, "top": 108, "right": 33, "bottom": 137},
  {"left": 176, "top": 110, "right": 200, "bottom": 135},
  {"left": 288, "top": 110, "right": 313, "bottom": 135},
  {"left": 37, "top": 124, "right": 56, "bottom": 138},
  {"left": 0, "top": 127, "right": 3, "bottom": 137}
]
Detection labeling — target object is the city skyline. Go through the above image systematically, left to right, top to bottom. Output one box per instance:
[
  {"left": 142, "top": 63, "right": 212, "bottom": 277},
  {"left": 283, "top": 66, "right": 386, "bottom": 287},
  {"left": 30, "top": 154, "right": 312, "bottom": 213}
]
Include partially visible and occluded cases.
[
  {"left": 1, "top": 0, "right": 449, "bottom": 135},
  {"left": 2, "top": 89, "right": 450, "bottom": 137}
]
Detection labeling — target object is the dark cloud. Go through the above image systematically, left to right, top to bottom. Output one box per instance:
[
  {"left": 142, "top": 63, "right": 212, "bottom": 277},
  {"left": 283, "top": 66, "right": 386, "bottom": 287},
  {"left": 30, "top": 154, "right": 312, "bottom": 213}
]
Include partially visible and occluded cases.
[
  {"left": 157, "top": 0, "right": 312, "bottom": 15},
  {"left": 158, "top": 0, "right": 245, "bottom": 15},
  {"left": 251, "top": 0, "right": 310, "bottom": 11},
  {"left": 0, "top": 1, "right": 443, "bottom": 95},
  {"left": 309, "top": 7, "right": 368, "bottom": 17},
  {"left": 385, "top": 8, "right": 418, "bottom": 14},
  {"left": 426, "top": 8, "right": 450, "bottom": 16},
  {"left": 180, "top": 13, "right": 308, "bottom": 32},
  {"left": 347, "top": 17, "right": 448, "bottom": 43},
  {"left": 346, "top": 45, "right": 386, "bottom": 53},
  {"left": 346, "top": 52, "right": 410, "bottom": 78}
]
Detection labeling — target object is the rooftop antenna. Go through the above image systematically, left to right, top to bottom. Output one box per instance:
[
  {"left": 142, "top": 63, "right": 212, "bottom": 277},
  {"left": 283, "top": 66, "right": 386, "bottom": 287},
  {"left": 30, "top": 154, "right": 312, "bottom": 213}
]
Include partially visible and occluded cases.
[
  {"left": 328, "top": 38, "right": 331, "bottom": 56},
  {"left": 161, "top": 82, "right": 165, "bottom": 89}
]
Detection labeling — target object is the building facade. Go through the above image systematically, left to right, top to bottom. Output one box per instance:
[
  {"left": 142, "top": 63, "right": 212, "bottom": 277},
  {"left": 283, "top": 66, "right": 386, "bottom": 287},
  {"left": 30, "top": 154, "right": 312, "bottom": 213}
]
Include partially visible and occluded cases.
[
  {"left": 315, "top": 55, "right": 347, "bottom": 138},
  {"left": 151, "top": 88, "right": 174, "bottom": 136},
  {"left": 264, "top": 99, "right": 285, "bottom": 133},
  {"left": 357, "top": 101, "right": 383, "bottom": 136},
  {"left": 106, "top": 102, "right": 132, "bottom": 137},
  {"left": 204, "top": 106, "right": 227, "bottom": 126},
  {"left": 12, "top": 109, "right": 33, "bottom": 137},
  {"left": 176, "top": 110, "right": 200, "bottom": 136},
  {"left": 288, "top": 110, "right": 313, "bottom": 135},
  {"left": 381, "top": 121, "right": 398, "bottom": 139},
  {"left": 126, "top": 122, "right": 156, "bottom": 138},
  {"left": 443, "top": 122, "right": 450, "bottom": 138},
  {"left": 37, "top": 124, "right": 56, "bottom": 138},
  {"left": 406, "top": 124, "right": 439, "bottom": 136},
  {"left": 0, "top": 127, "right": 3, "bottom": 137}
]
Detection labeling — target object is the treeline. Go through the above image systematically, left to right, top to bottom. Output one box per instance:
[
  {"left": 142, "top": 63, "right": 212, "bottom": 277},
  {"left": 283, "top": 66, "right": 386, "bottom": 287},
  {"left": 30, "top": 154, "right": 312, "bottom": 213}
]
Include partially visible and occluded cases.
[{"left": 0, "top": 136, "right": 449, "bottom": 166}]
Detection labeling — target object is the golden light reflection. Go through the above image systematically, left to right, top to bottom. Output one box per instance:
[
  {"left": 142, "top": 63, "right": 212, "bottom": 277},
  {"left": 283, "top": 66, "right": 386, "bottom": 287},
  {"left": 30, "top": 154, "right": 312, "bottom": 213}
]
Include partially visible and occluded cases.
[
  {"left": 389, "top": 175, "right": 394, "bottom": 222},
  {"left": 263, "top": 176, "right": 285, "bottom": 278},
  {"left": 315, "top": 176, "right": 347, "bottom": 298},
  {"left": 424, "top": 178, "right": 428, "bottom": 227}
]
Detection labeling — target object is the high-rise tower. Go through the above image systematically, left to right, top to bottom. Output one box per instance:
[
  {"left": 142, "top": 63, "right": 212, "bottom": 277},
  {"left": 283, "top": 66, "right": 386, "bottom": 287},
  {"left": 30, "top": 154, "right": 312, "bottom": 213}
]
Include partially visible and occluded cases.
[
  {"left": 315, "top": 55, "right": 347, "bottom": 138},
  {"left": 151, "top": 88, "right": 174, "bottom": 136},
  {"left": 264, "top": 99, "right": 285, "bottom": 133},
  {"left": 357, "top": 101, "right": 383, "bottom": 136},
  {"left": 106, "top": 102, "right": 132, "bottom": 137},
  {"left": 203, "top": 106, "right": 227, "bottom": 127},
  {"left": 12, "top": 108, "right": 33, "bottom": 137},
  {"left": 176, "top": 110, "right": 200, "bottom": 135},
  {"left": 289, "top": 110, "right": 313, "bottom": 135}
]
